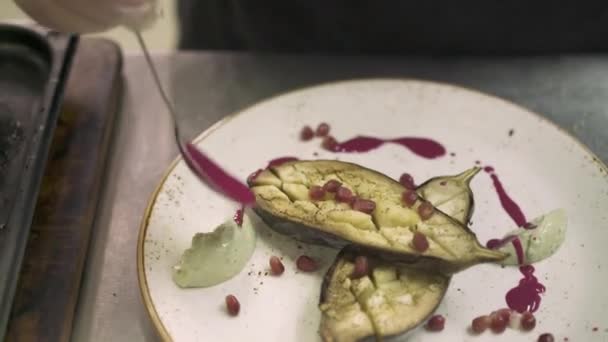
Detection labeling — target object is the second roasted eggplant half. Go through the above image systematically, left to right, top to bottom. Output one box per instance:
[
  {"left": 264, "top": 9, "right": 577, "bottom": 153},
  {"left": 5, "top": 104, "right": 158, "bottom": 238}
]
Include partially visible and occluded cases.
[
  {"left": 249, "top": 160, "right": 505, "bottom": 271},
  {"left": 319, "top": 250, "right": 450, "bottom": 342}
]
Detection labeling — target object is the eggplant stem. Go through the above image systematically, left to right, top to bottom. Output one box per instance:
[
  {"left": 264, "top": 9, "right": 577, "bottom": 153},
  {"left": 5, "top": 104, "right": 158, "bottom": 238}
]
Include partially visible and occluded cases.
[
  {"left": 455, "top": 166, "right": 482, "bottom": 183},
  {"left": 474, "top": 246, "right": 509, "bottom": 261}
]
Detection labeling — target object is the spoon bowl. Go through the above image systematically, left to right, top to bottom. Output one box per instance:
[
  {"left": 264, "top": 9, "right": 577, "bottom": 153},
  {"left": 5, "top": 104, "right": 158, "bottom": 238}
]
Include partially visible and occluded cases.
[{"left": 134, "top": 30, "right": 254, "bottom": 206}]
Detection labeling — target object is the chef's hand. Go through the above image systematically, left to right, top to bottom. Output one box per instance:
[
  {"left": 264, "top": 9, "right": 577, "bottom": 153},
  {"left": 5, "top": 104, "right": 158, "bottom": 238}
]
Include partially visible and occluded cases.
[{"left": 14, "top": 0, "right": 158, "bottom": 33}]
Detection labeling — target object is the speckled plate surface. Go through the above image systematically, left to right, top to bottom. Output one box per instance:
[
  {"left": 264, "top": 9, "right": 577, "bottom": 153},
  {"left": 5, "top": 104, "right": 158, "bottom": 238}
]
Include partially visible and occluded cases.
[{"left": 138, "top": 79, "right": 608, "bottom": 342}]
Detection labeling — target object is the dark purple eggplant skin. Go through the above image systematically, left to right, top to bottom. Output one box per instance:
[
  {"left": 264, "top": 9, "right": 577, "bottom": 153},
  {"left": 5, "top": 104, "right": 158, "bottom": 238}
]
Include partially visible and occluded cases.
[
  {"left": 253, "top": 204, "right": 493, "bottom": 275},
  {"left": 253, "top": 207, "right": 349, "bottom": 249}
]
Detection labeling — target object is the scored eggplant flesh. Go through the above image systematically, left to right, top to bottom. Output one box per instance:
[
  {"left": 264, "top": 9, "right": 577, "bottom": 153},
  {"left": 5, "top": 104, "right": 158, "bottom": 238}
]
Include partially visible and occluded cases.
[
  {"left": 249, "top": 160, "right": 505, "bottom": 271},
  {"left": 318, "top": 167, "right": 483, "bottom": 342},
  {"left": 416, "top": 167, "right": 480, "bottom": 225},
  {"left": 319, "top": 250, "right": 450, "bottom": 342}
]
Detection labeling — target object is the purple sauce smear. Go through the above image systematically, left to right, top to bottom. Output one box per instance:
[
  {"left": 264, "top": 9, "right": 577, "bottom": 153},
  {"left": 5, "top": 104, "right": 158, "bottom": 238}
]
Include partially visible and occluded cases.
[
  {"left": 331, "top": 135, "right": 446, "bottom": 159},
  {"left": 184, "top": 143, "right": 255, "bottom": 206},
  {"left": 481, "top": 164, "right": 545, "bottom": 313},
  {"left": 483, "top": 166, "right": 527, "bottom": 228},
  {"left": 511, "top": 236, "right": 525, "bottom": 265},
  {"left": 505, "top": 265, "right": 546, "bottom": 313}
]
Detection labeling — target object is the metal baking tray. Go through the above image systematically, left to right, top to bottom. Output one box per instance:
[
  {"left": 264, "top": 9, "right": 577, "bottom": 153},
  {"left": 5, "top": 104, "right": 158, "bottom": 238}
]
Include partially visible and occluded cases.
[{"left": 0, "top": 23, "right": 78, "bottom": 339}]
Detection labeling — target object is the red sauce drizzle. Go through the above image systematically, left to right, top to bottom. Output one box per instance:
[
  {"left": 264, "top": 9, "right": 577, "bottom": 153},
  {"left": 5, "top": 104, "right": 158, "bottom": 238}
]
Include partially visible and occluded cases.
[
  {"left": 332, "top": 136, "right": 446, "bottom": 159},
  {"left": 184, "top": 143, "right": 255, "bottom": 205},
  {"left": 481, "top": 165, "right": 546, "bottom": 313},
  {"left": 483, "top": 166, "right": 527, "bottom": 227},
  {"left": 511, "top": 236, "right": 525, "bottom": 265},
  {"left": 505, "top": 265, "right": 546, "bottom": 313}
]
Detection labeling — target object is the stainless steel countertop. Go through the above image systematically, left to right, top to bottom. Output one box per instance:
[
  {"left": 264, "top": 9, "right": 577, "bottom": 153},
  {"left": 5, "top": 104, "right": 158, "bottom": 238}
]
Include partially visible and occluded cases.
[{"left": 70, "top": 52, "right": 608, "bottom": 342}]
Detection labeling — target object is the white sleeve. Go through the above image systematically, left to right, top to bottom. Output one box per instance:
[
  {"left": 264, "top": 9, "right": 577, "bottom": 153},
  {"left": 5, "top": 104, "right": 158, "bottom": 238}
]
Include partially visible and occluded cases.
[{"left": 14, "top": 0, "right": 158, "bottom": 33}]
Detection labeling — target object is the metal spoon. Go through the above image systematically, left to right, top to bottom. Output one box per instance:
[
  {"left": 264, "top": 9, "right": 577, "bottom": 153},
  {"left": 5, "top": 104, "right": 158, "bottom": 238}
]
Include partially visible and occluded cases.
[{"left": 134, "top": 30, "right": 255, "bottom": 206}]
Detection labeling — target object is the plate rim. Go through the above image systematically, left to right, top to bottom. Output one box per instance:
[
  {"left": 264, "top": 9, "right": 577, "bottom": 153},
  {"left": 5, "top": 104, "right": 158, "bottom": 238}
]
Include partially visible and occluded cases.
[
  {"left": 136, "top": 78, "right": 608, "bottom": 342},
  {"left": 136, "top": 116, "right": 235, "bottom": 342}
]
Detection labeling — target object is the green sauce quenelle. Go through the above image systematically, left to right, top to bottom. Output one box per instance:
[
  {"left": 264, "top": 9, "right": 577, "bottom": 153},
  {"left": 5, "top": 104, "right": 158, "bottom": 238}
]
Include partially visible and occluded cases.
[{"left": 172, "top": 215, "right": 256, "bottom": 288}]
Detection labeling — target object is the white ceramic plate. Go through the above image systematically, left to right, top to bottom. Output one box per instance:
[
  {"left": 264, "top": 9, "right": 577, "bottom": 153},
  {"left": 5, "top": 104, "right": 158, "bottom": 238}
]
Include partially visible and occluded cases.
[{"left": 138, "top": 79, "right": 608, "bottom": 342}]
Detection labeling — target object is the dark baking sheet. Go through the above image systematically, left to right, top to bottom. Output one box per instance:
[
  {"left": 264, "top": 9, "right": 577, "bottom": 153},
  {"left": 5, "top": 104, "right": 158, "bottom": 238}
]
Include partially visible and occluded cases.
[{"left": 0, "top": 24, "right": 77, "bottom": 339}]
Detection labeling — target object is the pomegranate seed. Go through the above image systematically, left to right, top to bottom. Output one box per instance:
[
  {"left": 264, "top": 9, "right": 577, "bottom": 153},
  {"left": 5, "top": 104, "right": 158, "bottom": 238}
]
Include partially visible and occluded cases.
[
  {"left": 316, "top": 122, "right": 330, "bottom": 137},
  {"left": 300, "top": 126, "right": 314, "bottom": 141},
  {"left": 322, "top": 136, "right": 338, "bottom": 151},
  {"left": 399, "top": 173, "right": 415, "bottom": 189},
  {"left": 323, "top": 179, "right": 342, "bottom": 193},
  {"left": 309, "top": 185, "right": 326, "bottom": 200},
  {"left": 335, "top": 186, "right": 354, "bottom": 203},
  {"left": 401, "top": 190, "right": 418, "bottom": 207},
  {"left": 352, "top": 198, "right": 376, "bottom": 214},
  {"left": 417, "top": 201, "right": 434, "bottom": 220},
  {"left": 412, "top": 232, "right": 429, "bottom": 253},
  {"left": 296, "top": 255, "right": 318, "bottom": 272},
  {"left": 269, "top": 256, "right": 285, "bottom": 276},
  {"left": 351, "top": 256, "right": 369, "bottom": 279},
  {"left": 225, "top": 295, "right": 240, "bottom": 316},
  {"left": 495, "top": 308, "right": 512, "bottom": 322},
  {"left": 521, "top": 312, "right": 536, "bottom": 331},
  {"left": 490, "top": 313, "right": 507, "bottom": 333},
  {"left": 426, "top": 314, "right": 445, "bottom": 332},
  {"left": 471, "top": 315, "right": 491, "bottom": 334},
  {"left": 538, "top": 333, "right": 555, "bottom": 342}
]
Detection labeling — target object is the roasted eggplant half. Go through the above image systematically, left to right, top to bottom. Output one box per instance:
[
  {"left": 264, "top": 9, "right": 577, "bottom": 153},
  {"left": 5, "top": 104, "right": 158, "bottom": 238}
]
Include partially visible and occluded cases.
[
  {"left": 249, "top": 160, "right": 505, "bottom": 271},
  {"left": 318, "top": 167, "right": 483, "bottom": 342},
  {"left": 416, "top": 167, "right": 481, "bottom": 225},
  {"left": 319, "top": 250, "right": 450, "bottom": 342}
]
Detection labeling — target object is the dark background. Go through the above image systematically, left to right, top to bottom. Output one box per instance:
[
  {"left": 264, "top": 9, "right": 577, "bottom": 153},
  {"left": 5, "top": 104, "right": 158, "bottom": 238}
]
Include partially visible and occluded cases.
[{"left": 177, "top": 0, "right": 608, "bottom": 54}]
